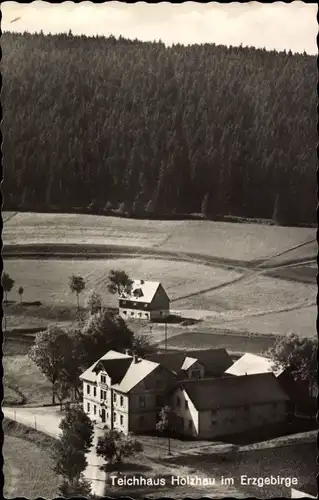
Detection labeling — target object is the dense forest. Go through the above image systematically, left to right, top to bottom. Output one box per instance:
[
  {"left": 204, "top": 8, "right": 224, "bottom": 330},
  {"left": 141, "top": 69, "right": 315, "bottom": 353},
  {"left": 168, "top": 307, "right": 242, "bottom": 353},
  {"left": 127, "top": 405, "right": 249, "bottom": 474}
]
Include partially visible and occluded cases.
[{"left": 2, "top": 32, "right": 317, "bottom": 225}]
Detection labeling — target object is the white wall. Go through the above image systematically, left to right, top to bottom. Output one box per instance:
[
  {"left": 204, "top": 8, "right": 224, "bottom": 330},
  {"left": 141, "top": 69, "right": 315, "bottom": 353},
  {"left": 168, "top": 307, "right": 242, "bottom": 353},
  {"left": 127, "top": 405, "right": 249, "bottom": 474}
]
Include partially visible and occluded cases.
[{"left": 171, "top": 387, "right": 198, "bottom": 437}]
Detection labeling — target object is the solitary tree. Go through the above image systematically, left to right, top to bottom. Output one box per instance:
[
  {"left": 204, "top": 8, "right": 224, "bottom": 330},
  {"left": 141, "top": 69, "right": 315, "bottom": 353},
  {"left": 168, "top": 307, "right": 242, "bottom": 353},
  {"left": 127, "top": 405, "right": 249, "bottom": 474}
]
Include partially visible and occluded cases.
[
  {"left": 201, "top": 192, "right": 210, "bottom": 218},
  {"left": 107, "top": 269, "right": 133, "bottom": 296},
  {"left": 2, "top": 272, "right": 15, "bottom": 303},
  {"left": 69, "top": 275, "right": 86, "bottom": 309},
  {"left": 18, "top": 286, "right": 24, "bottom": 304},
  {"left": 84, "top": 289, "right": 103, "bottom": 315},
  {"left": 80, "top": 308, "right": 134, "bottom": 367},
  {"left": 29, "top": 326, "right": 73, "bottom": 404},
  {"left": 131, "top": 333, "right": 155, "bottom": 358},
  {"left": 267, "top": 333, "right": 317, "bottom": 394},
  {"left": 59, "top": 403, "right": 94, "bottom": 454},
  {"left": 156, "top": 405, "right": 177, "bottom": 455},
  {"left": 96, "top": 429, "right": 143, "bottom": 469},
  {"left": 53, "top": 435, "right": 88, "bottom": 488}
]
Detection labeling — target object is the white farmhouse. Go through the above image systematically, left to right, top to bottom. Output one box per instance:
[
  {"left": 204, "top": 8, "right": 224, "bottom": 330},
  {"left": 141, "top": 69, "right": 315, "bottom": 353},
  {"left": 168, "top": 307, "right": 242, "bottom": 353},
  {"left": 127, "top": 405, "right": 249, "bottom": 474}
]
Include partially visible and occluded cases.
[{"left": 119, "top": 280, "right": 170, "bottom": 321}]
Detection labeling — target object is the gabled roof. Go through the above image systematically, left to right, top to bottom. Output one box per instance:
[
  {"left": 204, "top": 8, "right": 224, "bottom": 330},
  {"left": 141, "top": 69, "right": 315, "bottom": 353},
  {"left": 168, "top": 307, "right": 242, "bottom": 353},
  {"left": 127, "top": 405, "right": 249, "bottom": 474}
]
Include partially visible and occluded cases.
[
  {"left": 119, "top": 280, "right": 164, "bottom": 304},
  {"left": 79, "top": 349, "right": 160, "bottom": 393},
  {"left": 147, "top": 349, "right": 233, "bottom": 376},
  {"left": 225, "top": 353, "right": 285, "bottom": 377},
  {"left": 92, "top": 358, "right": 132, "bottom": 384},
  {"left": 112, "top": 358, "right": 159, "bottom": 393},
  {"left": 179, "top": 373, "right": 289, "bottom": 411}
]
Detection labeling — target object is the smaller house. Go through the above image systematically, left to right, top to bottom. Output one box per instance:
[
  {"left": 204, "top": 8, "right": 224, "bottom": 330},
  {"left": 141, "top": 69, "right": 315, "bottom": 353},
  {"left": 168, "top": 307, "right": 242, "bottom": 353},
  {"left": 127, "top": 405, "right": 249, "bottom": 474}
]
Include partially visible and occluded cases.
[
  {"left": 119, "top": 280, "right": 170, "bottom": 321},
  {"left": 147, "top": 348, "right": 233, "bottom": 380},
  {"left": 171, "top": 373, "right": 289, "bottom": 439}
]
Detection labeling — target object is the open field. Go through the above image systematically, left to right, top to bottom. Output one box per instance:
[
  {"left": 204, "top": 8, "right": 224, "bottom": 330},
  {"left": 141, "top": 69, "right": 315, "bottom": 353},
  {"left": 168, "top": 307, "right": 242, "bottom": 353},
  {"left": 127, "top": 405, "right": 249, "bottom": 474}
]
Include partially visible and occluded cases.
[
  {"left": 3, "top": 211, "right": 315, "bottom": 263},
  {"left": 258, "top": 239, "right": 317, "bottom": 268},
  {"left": 4, "top": 257, "right": 241, "bottom": 309},
  {"left": 265, "top": 263, "right": 317, "bottom": 284},
  {"left": 173, "top": 274, "right": 316, "bottom": 314},
  {"left": 214, "top": 305, "right": 316, "bottom": 338},
  {"left": 159, "top": 330, "right": 276, "bottom": 354},
  {"left": 4, "top": 355, "right": 52, "bottom": 406},
  {"left": 4, "top": 419, "right": 58, "bottom": 498},
  {"left": 4, "top": 435, "right": 58, "bottom": 498}
]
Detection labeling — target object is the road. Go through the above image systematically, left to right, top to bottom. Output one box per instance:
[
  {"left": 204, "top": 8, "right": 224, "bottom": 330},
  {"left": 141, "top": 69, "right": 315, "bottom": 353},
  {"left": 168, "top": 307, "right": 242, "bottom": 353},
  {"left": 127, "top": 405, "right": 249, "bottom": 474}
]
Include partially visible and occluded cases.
[{"left": 3, "top": 406, "right": 107, "bottom": 496}]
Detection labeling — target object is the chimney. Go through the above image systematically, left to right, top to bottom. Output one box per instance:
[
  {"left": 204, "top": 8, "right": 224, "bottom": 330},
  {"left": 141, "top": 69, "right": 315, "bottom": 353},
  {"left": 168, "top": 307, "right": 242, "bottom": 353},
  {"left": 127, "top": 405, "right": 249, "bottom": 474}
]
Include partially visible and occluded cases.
[
  {"left": 125, "top": 349, "right": 132, "bottom": 356},
  {"left": 133, "top": 354, "right": 139, "bottom": 363}
]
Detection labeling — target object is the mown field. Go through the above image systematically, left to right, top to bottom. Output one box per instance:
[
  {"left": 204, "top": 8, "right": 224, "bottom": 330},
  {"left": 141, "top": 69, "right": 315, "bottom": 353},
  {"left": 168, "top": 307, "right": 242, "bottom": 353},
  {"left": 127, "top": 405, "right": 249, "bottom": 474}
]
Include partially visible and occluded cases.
[
  {"left": 3, "top": 212, "right": 315, "bottom": 262},
  {"left": 3, "top": 257, "right": 241, "bottom": 308},
  {"left": 3, "top": 421, "right": 58, "bottom": 498}
]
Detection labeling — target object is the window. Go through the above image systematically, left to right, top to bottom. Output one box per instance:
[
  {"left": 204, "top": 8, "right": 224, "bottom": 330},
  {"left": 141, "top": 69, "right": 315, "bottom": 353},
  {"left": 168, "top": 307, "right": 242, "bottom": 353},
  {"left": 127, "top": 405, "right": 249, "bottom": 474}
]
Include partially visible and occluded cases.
[
  {"left": 133, "top": 302, "right": 137, "bottom": 306},
  {"left": 144, "top": 304, "right": 148, "bottom": 308},
  {"left": 123, "top": 310, "right": 127, "bottom": 315},
  {"left": 131, "top": 311, "right": 134, "bottom": 316},
  {"left": 139, "top": 313, "right": 142, "bottom": 317},
  {"left": 191, "top": 370, "right": 201, "bottom": 379},
  {"left": 101, "top": 375, "right": 106, "bottom": 384},
  {"left": 87, "top": 384, "right": 91, "bottom": 394},
  {"left": 93, "top": 387, "right": 96, "bottom": 397},
  {"left": 100, "top": 389, "right": 107, "bottom": 400},
  {"left": 113, "top": 392, "right": 117, "bottom": 403},
  {"left": 120, "top": 395, "right": 124, "bottom": 406},
  {"left": 156, "top": 395, "right": 162, "bottom": 407},
  {"left": 139, "top": 396, "right": 146, "bottom": 408},
  {"left": 176, "top": 396, "right": 181, "bottom": 407},
  {"left": 185, "top": 400, "right": 188, "bottom": 409},
  {"left": 87, "top": 402, "right": 90, "bottom": 413},
  {"left": 94, "top": 405, "right": 96, "bottom": 415},
  {"left": 113, "top": 412, "right": 117, "bottom": 422},
  {"left": 120, "top": 415, "right": 124, "bottom": 425},
  {"left": 139, "top": 415, "right": 145, "bottom": 427},
  {"left": 188, "top": 419, "right": 192, "bottom": 430}
]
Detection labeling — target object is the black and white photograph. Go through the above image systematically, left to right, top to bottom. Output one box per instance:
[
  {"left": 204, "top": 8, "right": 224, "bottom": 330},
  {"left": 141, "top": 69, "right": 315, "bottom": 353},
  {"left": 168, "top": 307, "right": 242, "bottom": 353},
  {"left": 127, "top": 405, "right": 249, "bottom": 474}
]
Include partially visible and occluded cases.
[{"left": 1, "top": 1, "right": 317, "bottom": 498}]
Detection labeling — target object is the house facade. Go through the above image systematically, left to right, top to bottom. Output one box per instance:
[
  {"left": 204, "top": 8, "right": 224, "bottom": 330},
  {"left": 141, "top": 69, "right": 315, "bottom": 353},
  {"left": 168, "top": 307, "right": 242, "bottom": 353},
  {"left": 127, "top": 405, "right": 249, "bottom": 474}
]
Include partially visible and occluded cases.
[
  {"left": 119, "top": 280, "right": 170, "bottom": 321},
  {"left": 79, "top": 350, "right": 176, "bottom": 435},
  {"left": 171, "top": 373, "right": 289, "bottom": 439}
]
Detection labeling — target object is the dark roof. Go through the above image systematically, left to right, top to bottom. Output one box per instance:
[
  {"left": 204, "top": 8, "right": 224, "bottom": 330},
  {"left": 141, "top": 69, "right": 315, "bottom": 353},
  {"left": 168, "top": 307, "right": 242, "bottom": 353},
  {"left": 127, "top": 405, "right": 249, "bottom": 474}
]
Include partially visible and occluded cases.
[
  {"left": 147, "top": 348, "right": 233, "bottom": 376},
  {"left": 93, "top": 358, "right": 132, "bottom": 384},
  {"left": 179, "top": 373, "right": 289, "bottom": 411}
]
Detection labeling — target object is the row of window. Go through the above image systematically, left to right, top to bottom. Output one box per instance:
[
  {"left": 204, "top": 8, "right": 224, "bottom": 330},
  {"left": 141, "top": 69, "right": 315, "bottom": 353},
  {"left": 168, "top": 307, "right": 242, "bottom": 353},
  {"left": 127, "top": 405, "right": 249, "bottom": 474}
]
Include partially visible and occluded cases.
[
  {"left": 121, "top": 301, "right": 148, "bottom": 308},
  {"left": 122, "top": 310, "right": 149, "bottom": 318},
  {"left": 87, "top": 403, "right": 145, "bottom": 428}
]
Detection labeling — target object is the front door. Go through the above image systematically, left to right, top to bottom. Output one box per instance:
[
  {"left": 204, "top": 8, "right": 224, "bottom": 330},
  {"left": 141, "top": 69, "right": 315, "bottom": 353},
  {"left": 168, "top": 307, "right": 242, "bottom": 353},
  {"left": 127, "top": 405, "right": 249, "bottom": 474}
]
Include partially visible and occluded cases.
[{"left": 101, "top": 409, "right": 106, "bottom": 423}]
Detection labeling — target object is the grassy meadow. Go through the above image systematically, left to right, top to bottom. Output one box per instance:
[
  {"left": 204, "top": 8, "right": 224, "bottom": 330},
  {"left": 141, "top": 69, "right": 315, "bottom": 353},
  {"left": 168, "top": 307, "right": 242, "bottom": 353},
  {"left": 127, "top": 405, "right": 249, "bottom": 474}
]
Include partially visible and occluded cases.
[
  {"left": 3, "top": 212, "right": 315, "bottom": 262},
  {"left": 3, "top": 419, "right": 58, "bottom": 498}
]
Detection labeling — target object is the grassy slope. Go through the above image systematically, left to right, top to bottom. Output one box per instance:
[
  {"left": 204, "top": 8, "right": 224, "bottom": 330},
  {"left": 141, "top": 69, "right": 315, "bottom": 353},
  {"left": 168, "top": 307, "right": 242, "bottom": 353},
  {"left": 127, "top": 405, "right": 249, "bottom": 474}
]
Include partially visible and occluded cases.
[
  {"left": 3, "top": 212, "right": 315, "bottom": 262},
  {"left": 3, "top": 354, "right": 52, "bottom": 406},
  {"left": 3, "top": 419, "right": 58, "bottom": 498}
]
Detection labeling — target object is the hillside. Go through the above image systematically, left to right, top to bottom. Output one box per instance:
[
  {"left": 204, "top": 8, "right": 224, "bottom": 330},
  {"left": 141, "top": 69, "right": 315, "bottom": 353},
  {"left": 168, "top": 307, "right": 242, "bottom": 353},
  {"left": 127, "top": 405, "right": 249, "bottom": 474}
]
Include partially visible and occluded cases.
[{"left": 2, "top": 32, "right": 317, "bottom": 225}]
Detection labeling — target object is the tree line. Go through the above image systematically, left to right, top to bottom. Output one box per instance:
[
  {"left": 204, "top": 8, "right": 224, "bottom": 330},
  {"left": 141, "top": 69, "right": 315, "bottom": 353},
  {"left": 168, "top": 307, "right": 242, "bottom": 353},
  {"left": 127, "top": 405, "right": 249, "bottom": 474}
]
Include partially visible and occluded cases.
[{"left": 2, "top": 31, "right": 316, "bottom": 226}]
